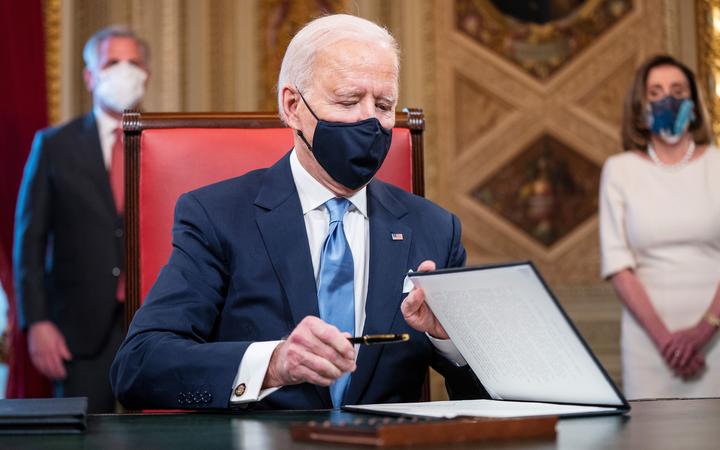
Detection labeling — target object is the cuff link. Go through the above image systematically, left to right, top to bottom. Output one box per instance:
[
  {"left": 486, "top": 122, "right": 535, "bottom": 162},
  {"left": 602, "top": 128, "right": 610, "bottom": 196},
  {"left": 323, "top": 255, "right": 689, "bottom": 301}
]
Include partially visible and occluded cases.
[{"left": 234, "top": 383, "right": 246, "bottom": 397}]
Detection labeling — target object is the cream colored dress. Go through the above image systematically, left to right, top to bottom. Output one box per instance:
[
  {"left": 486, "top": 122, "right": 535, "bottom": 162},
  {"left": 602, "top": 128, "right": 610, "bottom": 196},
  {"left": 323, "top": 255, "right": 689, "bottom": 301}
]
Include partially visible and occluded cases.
[{"left": 599, "top": 146, "right": 720, "bottom": 399}]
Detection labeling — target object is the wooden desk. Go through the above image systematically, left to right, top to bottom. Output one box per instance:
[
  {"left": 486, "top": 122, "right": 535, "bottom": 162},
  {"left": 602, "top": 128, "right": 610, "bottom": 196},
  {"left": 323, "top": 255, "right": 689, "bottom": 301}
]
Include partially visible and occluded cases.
[{"left": 4, "top": 399, "right": 719, "bottom": 450}]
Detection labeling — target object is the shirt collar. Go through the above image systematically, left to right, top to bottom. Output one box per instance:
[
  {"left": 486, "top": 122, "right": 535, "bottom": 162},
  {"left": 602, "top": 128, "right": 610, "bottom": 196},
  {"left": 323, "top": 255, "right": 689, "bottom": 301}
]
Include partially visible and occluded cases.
[
  {"left": 93, "top": 105, "right": 121, "bottom": 138},
  {"left": 289, "top": 149, "right": 367, "bottom": 218}
]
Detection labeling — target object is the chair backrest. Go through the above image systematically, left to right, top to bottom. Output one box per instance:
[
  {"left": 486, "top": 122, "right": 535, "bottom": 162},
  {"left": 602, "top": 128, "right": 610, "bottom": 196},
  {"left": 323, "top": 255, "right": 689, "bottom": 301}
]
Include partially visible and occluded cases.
[
  {"left": 122, "top": 109, "right": 425, "bottom": 325},
  {"left": 122, "top": 110, "right": 428, "bottom": 404}
]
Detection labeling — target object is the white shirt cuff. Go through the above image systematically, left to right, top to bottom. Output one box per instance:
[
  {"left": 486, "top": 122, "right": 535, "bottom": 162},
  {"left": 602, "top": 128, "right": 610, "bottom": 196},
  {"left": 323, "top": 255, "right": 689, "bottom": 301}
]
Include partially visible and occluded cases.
[
  {"left": 427, "top": 333, "right": 467, "bottom": 367},
  {"left": 229, "top": 340, "right": 283, "bottom": 404}
]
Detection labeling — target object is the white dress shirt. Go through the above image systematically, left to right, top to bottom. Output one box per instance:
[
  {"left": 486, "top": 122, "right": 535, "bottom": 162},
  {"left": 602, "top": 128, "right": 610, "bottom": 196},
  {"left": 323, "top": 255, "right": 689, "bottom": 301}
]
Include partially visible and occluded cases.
[
  {"left": 94, "top": 106, "right": 120, "bottom": 170},
  {"left": 230, "top": 150, "right": 464, "bottom": 404}
]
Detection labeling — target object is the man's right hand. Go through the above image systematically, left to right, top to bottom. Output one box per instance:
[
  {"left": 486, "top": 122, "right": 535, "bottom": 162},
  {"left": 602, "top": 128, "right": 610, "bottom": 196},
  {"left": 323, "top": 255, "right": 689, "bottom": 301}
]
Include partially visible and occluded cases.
[
  {"left": 262, "top": 316, "right": 356, "bottom": 389},
  {"left": 28, "top": 321, "right": 72, "bottom": 380}
]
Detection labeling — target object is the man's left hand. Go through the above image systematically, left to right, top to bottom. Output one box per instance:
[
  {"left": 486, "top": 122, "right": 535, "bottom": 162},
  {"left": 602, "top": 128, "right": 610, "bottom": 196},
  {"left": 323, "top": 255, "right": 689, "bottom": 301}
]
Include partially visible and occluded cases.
[{"left": 400, "top": 260, "right": 448, "bottom": 340}]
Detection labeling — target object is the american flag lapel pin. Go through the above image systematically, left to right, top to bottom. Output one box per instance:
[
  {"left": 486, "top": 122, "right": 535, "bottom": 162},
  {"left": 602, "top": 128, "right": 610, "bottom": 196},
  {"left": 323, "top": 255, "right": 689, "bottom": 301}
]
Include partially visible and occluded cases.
[{"left": 391, "top": 233, "right": 404, "bottom": 241}]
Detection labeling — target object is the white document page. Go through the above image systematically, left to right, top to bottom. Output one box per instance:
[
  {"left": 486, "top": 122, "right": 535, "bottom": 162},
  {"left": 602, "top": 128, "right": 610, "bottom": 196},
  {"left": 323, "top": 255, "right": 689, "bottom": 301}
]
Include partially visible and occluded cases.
[
  {"left": 410, "top": 264, "right": 624, "bottom": 406},
  {"left": 348, "top": 399, "right": 617, "bottom": 419}
]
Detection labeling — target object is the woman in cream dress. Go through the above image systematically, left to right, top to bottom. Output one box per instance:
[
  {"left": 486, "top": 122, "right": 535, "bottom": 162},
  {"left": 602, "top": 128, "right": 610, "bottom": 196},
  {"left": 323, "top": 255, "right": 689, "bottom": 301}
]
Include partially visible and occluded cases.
[{"left": 600, "top": 55, "right": 720, "bottom": 399}]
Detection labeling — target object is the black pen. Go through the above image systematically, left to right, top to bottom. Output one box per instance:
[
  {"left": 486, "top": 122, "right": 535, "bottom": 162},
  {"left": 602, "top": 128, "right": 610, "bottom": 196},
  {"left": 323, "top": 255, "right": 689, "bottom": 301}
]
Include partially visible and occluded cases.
[{"left": 348, "top": 333, "right": 410, "bottom": 345}]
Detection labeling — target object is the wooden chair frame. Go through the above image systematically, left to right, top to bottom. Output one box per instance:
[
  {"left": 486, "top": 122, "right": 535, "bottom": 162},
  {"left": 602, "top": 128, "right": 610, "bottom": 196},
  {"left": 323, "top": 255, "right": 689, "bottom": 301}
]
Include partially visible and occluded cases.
[
  {"left": 121, "top": 108, "right": 425, "bottom": 324},
  {"left": 121, "top": 109, "right": 428, "bottom": 401}
]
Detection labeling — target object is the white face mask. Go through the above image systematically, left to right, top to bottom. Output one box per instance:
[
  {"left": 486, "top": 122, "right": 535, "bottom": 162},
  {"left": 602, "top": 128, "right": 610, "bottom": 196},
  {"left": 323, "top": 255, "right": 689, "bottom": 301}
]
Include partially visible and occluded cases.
[{"left": 93, "top": 61, "right": 147, "bottom": 113}]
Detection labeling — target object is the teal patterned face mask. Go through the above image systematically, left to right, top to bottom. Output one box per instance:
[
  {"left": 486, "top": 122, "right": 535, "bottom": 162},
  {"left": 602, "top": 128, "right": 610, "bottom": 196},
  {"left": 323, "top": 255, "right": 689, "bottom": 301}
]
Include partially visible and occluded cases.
[{"left": 646, "top": 96, "right": 695, "bottom": 144}]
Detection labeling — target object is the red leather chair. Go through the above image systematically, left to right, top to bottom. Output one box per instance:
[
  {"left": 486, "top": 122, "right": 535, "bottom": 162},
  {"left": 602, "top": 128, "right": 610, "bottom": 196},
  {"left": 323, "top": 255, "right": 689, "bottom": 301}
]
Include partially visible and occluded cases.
[
  {"left": 121, "top": 109, "right": 428, "bottom": 407},
  {"left": 121, "top": 110, "right": 426, "bottom": 324}
]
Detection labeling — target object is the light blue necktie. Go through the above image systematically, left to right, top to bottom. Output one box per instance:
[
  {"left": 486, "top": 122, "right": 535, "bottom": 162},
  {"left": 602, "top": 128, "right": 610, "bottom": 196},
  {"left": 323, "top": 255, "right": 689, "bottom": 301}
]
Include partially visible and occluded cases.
[{"left": 317, "top": 198, "right": 355, "bottom": 408}]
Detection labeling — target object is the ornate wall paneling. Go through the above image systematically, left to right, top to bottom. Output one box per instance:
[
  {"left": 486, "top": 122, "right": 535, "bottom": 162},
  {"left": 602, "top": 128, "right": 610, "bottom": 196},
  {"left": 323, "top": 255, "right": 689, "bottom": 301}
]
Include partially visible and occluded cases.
[
  {"left": 43, "top": 0, "right": 62, "bottom": 125},
  {"left": 46, "top": 0, "right": 701, "bottom": 396},
  {"left": 51, "top": 0, "right": 435, "bottom": 124},
  {"left": 55, "top": 0, "right": 263, "bottom": 122},
  {"left": 257, "top": 0, "right": 349, "bottom": 110},
  {"left": 430, "top": 0, "right": 679, "bottom": 385},
  {"left": 697, "top": 0, "right": 720, "bottom": 137}
]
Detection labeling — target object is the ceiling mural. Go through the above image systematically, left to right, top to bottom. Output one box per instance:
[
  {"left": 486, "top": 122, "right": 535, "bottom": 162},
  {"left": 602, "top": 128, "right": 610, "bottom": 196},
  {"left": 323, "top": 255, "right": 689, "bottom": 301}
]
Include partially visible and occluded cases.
[
  {"left": 455, "top": 0, "right": 633, "bottom": 79},
  {"left": 473, "top": 133, "right": 600, "bottom": 248}
]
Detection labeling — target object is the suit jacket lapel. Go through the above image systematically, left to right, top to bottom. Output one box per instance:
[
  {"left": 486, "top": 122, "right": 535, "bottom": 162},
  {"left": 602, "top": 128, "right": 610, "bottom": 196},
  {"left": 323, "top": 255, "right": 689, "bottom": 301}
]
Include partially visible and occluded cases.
[
  {"left": 80, "top": 112, "right": 117, "bottom": 219},
  {"left": 255, "top": 153, "right": 329, "bottom": 406},
  {"left": 255, "top": 153, "right": 320, "bottom": 326},
  {"left": 345, "top": 181, "right": 412, "bottom": 405}
]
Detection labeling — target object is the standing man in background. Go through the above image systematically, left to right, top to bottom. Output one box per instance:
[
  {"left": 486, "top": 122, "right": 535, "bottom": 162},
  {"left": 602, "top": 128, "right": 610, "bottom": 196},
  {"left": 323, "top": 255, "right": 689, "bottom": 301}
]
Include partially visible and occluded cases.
[{"left": 13, "top": 26, "right": 150, "bottom": 413}]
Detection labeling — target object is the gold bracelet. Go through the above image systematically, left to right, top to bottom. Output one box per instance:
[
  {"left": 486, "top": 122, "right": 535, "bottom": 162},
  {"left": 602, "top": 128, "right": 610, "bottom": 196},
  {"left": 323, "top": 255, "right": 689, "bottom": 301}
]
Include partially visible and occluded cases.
[{"left": 705, "top": 313, "right": 720, "bottom": 328}]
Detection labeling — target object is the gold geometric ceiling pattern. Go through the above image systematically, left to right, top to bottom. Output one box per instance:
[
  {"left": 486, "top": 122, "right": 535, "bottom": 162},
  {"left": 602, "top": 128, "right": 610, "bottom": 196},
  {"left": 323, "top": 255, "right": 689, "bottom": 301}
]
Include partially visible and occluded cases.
[
  {"left": 431, "top": 0, "right": 668, "bottom": 284},
  {"left": 454, "top": 0, "right": 634, "bottom": 79},
  {"left": 578, "top": 53, "right": 639, "bottom": 127},
  {"left": 454, "top": 73, "right": 516, "bottom": 152},
  {"left": 473, "top": 133, "right": 600, "bottom": 248}
]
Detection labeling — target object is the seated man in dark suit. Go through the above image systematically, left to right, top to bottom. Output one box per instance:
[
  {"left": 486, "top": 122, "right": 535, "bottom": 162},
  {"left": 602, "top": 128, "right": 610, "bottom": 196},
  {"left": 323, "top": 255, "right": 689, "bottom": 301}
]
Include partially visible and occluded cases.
[{"left": 110, "top": 14, "right": 485, "bottom": 410}]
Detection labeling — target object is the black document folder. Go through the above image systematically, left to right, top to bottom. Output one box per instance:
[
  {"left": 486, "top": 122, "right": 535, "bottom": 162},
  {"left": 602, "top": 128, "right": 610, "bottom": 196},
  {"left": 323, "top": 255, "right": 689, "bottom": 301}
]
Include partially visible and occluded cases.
[
  {"left": 346, "top": 262, "right": 630, "bottom": 419},
  {"left": 0, "top": 397, "right": 87, "bottom": 434}
]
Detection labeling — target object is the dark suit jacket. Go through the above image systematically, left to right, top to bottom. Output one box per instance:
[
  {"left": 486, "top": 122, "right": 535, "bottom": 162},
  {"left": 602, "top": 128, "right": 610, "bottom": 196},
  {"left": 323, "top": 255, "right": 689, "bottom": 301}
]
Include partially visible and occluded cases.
[
  {"left": 13, "top": 113, "right": 124, "bottom": 357},
  {"left": 110, "top": 153, "right": 485, "bottom": 410}
]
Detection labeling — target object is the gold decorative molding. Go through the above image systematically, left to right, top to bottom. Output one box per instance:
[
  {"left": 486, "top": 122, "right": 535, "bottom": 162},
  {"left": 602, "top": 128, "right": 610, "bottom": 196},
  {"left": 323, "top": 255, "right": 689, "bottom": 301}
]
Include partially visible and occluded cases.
[
  {"left": 43, "top": 0, "right": 62, "bottom": 125},
  {"left": 159, "top": 0, "right": 182, "bottom": 111},
  {"left": 258, "top": 0, "right": 348, "bottom": 111},
  {"left": 415, "top": 0, "right": 437, "bottom": 200},
  {"left": 434, "top": 0, "right": 668, "bottom": 284},
  {"left": 454, "top": 0, "right": 633, "bottom": 80},
  {"left": 664, "top": 0, "right": 681, "bottom": 58},
  {"left": 696, "top": 0, "right": 720, "bottom": 138},
  {"left": 578, "top": 53, "right": 637, "bottom": 126},
  {"left": 454, "top": 73, "right": 515, "bottom": 152},
  {"left": 472, "top": 133, "right": 600, "bottom": 249}
]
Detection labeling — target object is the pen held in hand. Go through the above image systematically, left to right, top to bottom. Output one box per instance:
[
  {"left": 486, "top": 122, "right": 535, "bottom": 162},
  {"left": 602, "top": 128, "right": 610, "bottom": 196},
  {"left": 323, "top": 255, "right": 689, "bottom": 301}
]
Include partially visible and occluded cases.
[{"left": 348, "top": 333, "right": 410, "bottom": 345}]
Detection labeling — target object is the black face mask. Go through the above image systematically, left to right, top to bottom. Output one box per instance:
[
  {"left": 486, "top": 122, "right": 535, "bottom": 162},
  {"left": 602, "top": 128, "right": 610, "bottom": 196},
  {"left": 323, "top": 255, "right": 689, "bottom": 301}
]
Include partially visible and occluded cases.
[{"left": 295, "top": 91, "right": 393, "bottom": 190}]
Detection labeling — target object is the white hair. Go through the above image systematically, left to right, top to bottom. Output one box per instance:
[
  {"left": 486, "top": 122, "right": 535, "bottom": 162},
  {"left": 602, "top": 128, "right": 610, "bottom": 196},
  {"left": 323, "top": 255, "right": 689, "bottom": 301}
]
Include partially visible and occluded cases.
[
  {"left": 277, "top": 14, "right": 400, "bottom": 122},
  {"left": 83, "top": 25, "right": 149, "bottom": 71}
]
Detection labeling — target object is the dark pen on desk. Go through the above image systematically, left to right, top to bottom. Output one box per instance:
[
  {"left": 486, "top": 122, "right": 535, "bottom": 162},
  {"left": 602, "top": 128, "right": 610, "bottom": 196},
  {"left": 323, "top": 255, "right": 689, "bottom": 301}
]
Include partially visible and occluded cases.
[{"left": 347, "top": 333, "right": 410, "bottom": 345}]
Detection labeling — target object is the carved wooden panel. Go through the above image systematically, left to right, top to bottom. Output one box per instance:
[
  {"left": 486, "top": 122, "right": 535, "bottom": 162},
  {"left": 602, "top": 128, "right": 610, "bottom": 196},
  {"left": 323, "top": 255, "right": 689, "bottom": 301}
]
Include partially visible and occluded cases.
[
  {"left": 51, "top": 0, "right": 691, "bottom": 398},
  {"left": 258, "top": 0, "right": 348, "bottom": 110},
  {"left": 429, "top": 0, "right": 674, "bottom": 387},
  {"left": 433, "top": 0, "right": 667, "bottom": 284},
  {"left": 455, "top": 0, "right": 634, "bottom": 79},
  {"left": 455, "top": 73, "right": 516, "bottom": 153},
  {"left": 473, "top": 133, "right": 600, "bottom": 248}
]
